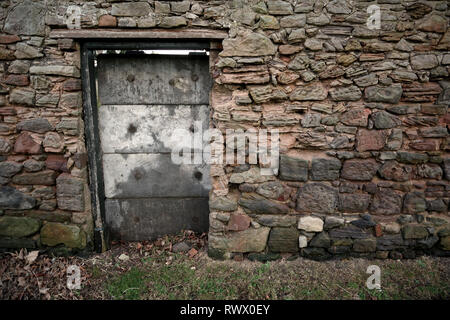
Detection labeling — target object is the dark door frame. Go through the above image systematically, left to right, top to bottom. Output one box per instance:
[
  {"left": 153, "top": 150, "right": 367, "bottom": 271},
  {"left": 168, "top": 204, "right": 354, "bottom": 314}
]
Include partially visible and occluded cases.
[{"left": 80, "top": 40, "right": 216, "bottom": 252}]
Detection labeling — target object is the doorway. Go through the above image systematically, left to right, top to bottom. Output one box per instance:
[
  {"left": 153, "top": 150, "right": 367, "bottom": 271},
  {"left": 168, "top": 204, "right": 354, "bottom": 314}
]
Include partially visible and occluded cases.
[{"left": 81, "top": 41, "right": 212, "bottom": 248}]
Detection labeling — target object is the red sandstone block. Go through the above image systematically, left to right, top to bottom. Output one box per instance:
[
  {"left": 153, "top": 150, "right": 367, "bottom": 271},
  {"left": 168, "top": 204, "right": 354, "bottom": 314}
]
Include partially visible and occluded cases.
[
  {"left": 98, "top": 15, "right": 117, "bottom": 27},
  {"left": 0, "top": 34, "right": 20, "bottom": 44},
  {"left": 359, "top": 53, "right": 385, "bottom": 61},
  {"left": 3, "top": 74, "right": 29, "bottom": 86},
  {"left": 62, "top": 79, "right": 82, "bottom": 92},
  {"left": 0, "top": 108, "right": 17, "bottom": 116},
  {"left": 356, "top": 129, "right": 388, "bottom": 152},
  {"left": 14, "top": 132, "right": 42, "bottom": 154},
  {"left": 409, "top": 139, "right": 440, "bottom": 151},
  {"left": 46, "top": 154, "right": 69, "bottom": 172},
  {"left": 227, "top": 214, "right": 251, "bottom": 231},
  {"left": 374, "top": 224, "right": 383, "bottom": 237}
]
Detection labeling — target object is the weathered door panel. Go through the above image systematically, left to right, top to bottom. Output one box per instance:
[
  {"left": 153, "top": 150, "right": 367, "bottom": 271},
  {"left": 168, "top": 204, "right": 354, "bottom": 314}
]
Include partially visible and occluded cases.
[
  {"left": 96, "top": 53, "right": 211, "bottom": 240},
  {"left": 97, "top": 54, "right": 211, "bottom": 105},
  {"left": 98, "top": 104, "right": 209, "bottom": 154},
  {"left": 102, "top": 153, "right": 210, "bottom": 198},
  {"left": 105, "top": 198, "right": 209, "bottom": 241}
]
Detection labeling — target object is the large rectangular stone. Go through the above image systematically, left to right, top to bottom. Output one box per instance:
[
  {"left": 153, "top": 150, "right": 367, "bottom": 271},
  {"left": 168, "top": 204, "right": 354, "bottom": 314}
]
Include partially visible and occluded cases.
[
  {"left": 111, "top": 2, "right": 151, "bottom": 17},
  {"left": 30, "top": 65, "right": 80, "bottom": 77},
  {"left": 219, "top": 71, "right": 270, "bottom": 84},
  {"left": 279, "top": 155, "right": 308, "bottom": 181},
  {"left": 12, "top": 170, "right": 57, "bottom": 186},
  {"left": 56, "top": 173, "right": 84, "bottom": 212},
  {"left": 208, "top": 227, "right": 270, "bottom": 253},
  {"left": 268, "top": 227, "right": 300, "bottom": 252}
]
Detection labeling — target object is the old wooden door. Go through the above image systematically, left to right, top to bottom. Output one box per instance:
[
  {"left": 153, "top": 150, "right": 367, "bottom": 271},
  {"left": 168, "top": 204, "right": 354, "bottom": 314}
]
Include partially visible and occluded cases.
[{"left": 96, "top": 53, "right": 211, "bottom": 241}]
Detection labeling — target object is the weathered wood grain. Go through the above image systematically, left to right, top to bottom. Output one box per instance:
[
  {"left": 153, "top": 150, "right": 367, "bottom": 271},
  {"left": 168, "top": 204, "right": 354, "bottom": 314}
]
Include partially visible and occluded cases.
[{"left": 50, "top": 29, "right": 228, "bottom": 40}]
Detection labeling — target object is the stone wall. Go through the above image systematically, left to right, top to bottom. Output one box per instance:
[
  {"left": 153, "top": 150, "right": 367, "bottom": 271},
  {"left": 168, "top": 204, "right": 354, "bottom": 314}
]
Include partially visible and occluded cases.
[
  {"left": 0, "top": 0, "right": 449, "bottom": 259},
  {"left": 0, "top": 0, "right": 93, "bottom": 253}
]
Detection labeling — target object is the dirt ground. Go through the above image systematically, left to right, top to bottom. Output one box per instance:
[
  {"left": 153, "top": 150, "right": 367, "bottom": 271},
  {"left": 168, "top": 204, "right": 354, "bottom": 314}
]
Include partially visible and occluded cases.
[{"left": 0, "top": 231, "right": 449, "bottom": 300}]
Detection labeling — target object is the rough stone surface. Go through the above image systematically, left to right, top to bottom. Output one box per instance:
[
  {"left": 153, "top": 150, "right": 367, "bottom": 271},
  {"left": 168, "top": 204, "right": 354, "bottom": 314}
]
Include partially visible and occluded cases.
[
  {"left": 4, "top": 0, "right": 45, "bottom": 36},
  {"left": 267, "top": 0, "right": 293, "bottom": 15},
  {"left": 111, "top": 2, "right": 151, "bottom": 16},
  {"left": 280, "top": 14, "right": 305, "bottom": 28},
  {"left": 418, "top": 14, "right": 447, "bottom": 33},
  {"left": 98, "top": 15, "right": 117, "bottom": 27},
  {"left": 159, "top": 16, "right": 187, "bottom": 28},
  {"left": 221, "top": 33, "right": 276, "bottom": 57},
  {"left": 411, "top": 54, "right": 439, "bottom": 70},
  {"left": 30, "top": 66, "right": 80, "bottom": 77},
  {"left": 290, "top": 82, "right": 328, "bottom": 101},
  {"left": 365, "top": 85, "right": 403, "bottom": 104},
  {"left": 330, "top": 86, "right": 362, "bottom": 101},
  {"left": 9, "top": 88, "right": 35, "bottom": 106},
  {"left": 340, "top": 108, "right": 371, "bottom": 127},
  {"left": 372, "top": 111, "right": 401, "bottom": 129},
  {"left": 17, "top": 118, "right": 53, "bottom": 133},
  {"left": 356, "top": 129, "right": 388, "bottom": 152},
  {"left": 14, "top": 132, "right": 42, "bottom": 154},
  {"left": 43, "top": 133, "right": 64, "bottom": 153},
  {"left": 0, "top": 139, "right": 12, "bottom": 155},
  {"left": 397, "top": 152, "right": 428, "bottom": 164},
  {"left": 46, "top": 155, "right": 69, "bottom": 172},
  {"left": 279, "top": 155, "right": 308, "bottom": 181},
  {"left": 310, "top": 158, "right": 341, "bottom": 181},
  {"left": 341, "top": 159, "right": 380, "bottom": 181},
  {"left": 0, "top": 161, "right": 23, "bottom": 178},
  {"left": 378, "top": 161, "right": 413, "bottom": 182},
  {"left": 230, "top": 167, "right": 273, "bottom": 184},
  {"left": 12, "top": 170, "right": 57, "bottom": 186},
  {"left": 56, "top": 174, "right": 84, "bottom": 212},
  {"left": 256, "top": 182, "right": 285, "bottom": 200},
  {"left": 297, "top": 183, "right": 338, "bottom": 214},
  {"left": 0, "top": 186, "right": 36, "bottom": 210},
  {"left": 370, "top": 190, "right": 403, "bottom": 215},
  {"left": 403, "top": 192, "right": 426, "bottom": 214},
  {"left": 239, "top": 193, "right": 289, "bottom": 214},
  {"left": 339, "top": 194, "right": 371, "bottom": 213},
  {"left": 209, "top": 196, "right": 238, "bottom": 212},
  {"left": 227, "top": 214, "right": 251, "bottom": 231},
  {"left": 253, "top": 215, "right": 297, "bottom": 227},
  {"left": 351, "top": 215, "right": 376, "bottom": 229},
  {"left": 0, "top": 216, "right": 40, "bottom": 238},
  {"left": 298, "top": 216, "right": 324, "bottom": 232},
  {"left": 324, "top": 216, "right": 345, "bottom": 230},
  {"left": 40, "top": 223, "right": 86, "bottom": 249},
  {"left": 402, "top": 224, "right": 429, "bottom": 240},
  {"left": 329, "top": 225, "right": 370, "bottom": 239},
  {"left": 208, "top": 227, "right": 270, "bottom": 253},
  {"left": 268, "top": 227, "right": 300, "bottom": 252},
  {"left": 308, "top": 232, "right": 330, "bottom": 248},
  {"left": 376, "top": 234, "right": 408, "bottom": 251},
  {"left": 298, "top": 235, "right": 308, "bottom": 248},
  {"left": 440, "top": 236, "right": 450, "bottom": 250},
  {"left": 353, "top": 238, "right": 377, "bottom": 253},
  {"left": 302, "top": 247, "right": 331, "bottom": 260}
]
